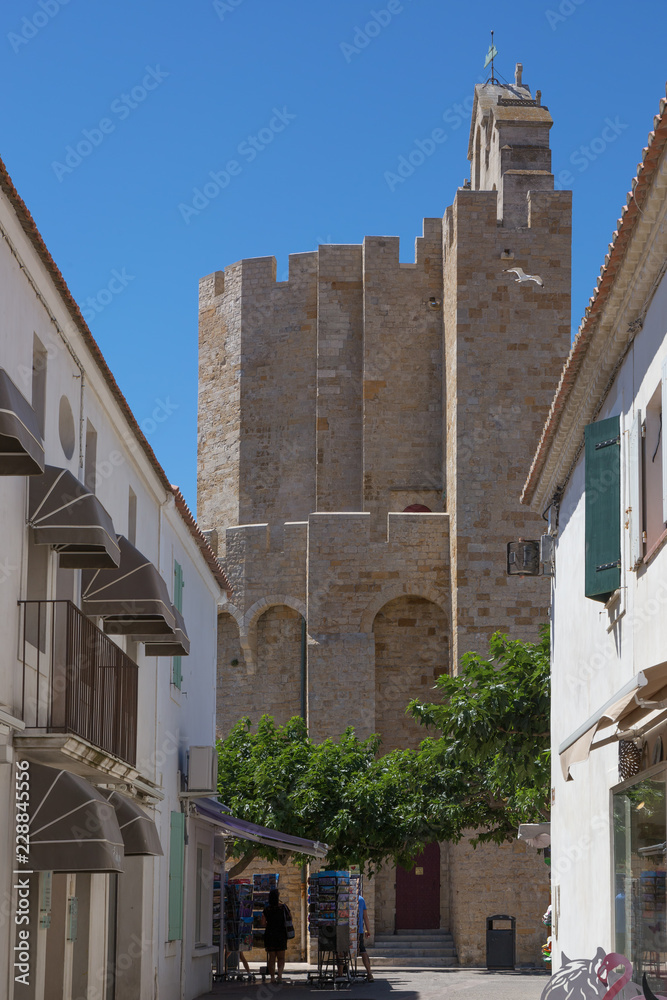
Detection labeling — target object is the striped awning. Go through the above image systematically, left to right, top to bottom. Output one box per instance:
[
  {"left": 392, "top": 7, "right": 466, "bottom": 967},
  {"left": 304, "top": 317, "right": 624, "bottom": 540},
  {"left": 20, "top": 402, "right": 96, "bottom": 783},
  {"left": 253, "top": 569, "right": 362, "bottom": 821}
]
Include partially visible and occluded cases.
[
  {"left": 0, "top": 368, "right": 44, "bottom": 476},
  {"left": 28, "top": 465, "right": 120, "bottom": 568},
  {"left": 82, "top": 535, "right": 176, "bottom": 636},
  {"left": 140, "top": 606, "right": 190, "bottom": 657},
  {"left": 559, "top": 661, "right": 667, "bottom": 780},
  {"left": 27, "top": 762, "right": 124, "bottom": 873},
  {"left": 97, "top": 788, "right": 163, "bottom": 856},
  {"left": 193, "top": 798, "right": 329, "bottom": 858}
]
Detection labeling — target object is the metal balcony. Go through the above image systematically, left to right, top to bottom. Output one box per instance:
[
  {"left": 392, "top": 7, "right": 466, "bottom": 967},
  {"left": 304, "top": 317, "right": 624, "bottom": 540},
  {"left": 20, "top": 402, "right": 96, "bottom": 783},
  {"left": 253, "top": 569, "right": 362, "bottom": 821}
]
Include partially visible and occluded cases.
[{"left": 19, "top": 600, "right": 138, "bottom": 766}]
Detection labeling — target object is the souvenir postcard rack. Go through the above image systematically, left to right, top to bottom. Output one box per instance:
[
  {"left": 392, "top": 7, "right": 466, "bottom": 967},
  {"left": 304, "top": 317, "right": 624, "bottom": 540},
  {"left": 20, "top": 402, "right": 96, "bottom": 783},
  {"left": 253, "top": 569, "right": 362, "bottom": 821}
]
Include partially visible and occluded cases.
[
  {"left": 307, "top": 871, "right": 362, "bottom": 987},
  {"left": 251, "top": 873, "right": 279, "bottom": 950},
  {"left": 222, "top": 876, "right": 254, "bottom": 981}
]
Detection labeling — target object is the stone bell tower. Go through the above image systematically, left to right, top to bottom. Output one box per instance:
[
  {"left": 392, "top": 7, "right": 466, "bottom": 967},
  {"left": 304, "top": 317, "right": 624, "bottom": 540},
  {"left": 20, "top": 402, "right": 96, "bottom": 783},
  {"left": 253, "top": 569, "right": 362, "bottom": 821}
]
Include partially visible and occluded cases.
[{"left": 198, "top": 62, "right": 571, "bottom": 965}]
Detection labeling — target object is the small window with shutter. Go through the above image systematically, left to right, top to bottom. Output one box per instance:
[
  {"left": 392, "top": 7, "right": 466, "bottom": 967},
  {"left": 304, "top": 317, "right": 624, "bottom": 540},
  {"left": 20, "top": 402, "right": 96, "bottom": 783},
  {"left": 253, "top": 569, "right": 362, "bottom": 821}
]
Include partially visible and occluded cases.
[
  {"left": 585, "top": 415, "right": 621, "bottom": 602},
  {"left": 172, "top": 561, "right": 184, "bottom": 688}
]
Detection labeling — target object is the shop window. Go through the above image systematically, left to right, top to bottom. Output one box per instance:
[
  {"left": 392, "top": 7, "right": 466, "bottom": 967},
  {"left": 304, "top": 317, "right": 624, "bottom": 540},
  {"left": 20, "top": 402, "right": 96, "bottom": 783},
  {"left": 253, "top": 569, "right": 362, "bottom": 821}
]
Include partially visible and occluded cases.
[
  {"left": 584, "top": 415, "right": 621, "bottom": 602},
  {"left": 172, "top": 561, "right": 184, "bottom": 688},
  {"left": 613, "top": 771, "right": 667, "bottom": 993},
  {"left": 168, "top": 812, "right": 185, "bottom": 941},
  {"left": 195, "top": 846, "right": 208, "bottom": 947}
]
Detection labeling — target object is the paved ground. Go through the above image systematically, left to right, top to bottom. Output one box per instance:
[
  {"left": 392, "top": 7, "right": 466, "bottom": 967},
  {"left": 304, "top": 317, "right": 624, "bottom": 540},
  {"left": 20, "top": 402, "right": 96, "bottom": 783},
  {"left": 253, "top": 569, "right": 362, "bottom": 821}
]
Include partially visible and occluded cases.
[{"left": 197, "top": 964, "right": 549, "bottom": 1000}]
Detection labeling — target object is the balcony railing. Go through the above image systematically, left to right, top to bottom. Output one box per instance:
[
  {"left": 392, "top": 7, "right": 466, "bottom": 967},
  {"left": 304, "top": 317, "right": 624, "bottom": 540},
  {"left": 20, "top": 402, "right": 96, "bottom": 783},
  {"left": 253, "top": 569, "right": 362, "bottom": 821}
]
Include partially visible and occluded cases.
[{"left": 19, "top": 600, "right": 138, "bottom": 766}]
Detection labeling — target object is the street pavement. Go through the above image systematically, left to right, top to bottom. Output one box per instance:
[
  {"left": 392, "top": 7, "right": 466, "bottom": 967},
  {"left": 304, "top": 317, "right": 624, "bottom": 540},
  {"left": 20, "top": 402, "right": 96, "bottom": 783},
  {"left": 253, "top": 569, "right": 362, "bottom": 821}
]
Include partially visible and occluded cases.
[{"left": 197, "top": 964, "right": 550, "bottom": 1000}]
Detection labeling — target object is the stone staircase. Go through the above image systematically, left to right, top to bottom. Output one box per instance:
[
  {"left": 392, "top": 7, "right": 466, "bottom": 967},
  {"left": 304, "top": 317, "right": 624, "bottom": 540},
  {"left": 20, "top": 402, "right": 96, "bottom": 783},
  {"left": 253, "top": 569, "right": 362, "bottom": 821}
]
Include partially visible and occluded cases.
[{"left": 366, "top": 929, "right": 458, "bottom": 967}]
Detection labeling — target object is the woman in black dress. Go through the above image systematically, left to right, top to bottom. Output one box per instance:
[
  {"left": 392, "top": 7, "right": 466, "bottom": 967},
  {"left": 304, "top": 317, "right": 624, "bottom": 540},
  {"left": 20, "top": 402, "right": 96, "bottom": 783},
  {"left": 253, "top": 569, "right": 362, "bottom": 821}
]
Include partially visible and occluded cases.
[{"left": 261, "top": 888, "right": 289, "bottom": 983}]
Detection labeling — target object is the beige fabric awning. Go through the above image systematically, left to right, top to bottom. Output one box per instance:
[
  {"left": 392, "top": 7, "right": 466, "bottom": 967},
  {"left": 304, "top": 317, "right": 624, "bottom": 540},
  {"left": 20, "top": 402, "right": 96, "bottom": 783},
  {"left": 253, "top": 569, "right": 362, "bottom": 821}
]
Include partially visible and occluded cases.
[
  {"left": 0, "top": 368, "right": 44, "bottom": 476},
  {"left": 29, "top": 465, "right": 120, "bottom": 568},
  {"left": 82, "top": 535, "right": 176, "bottom": 635},
  {"left": 141, "top": 606, "right": 190, "bottom": 657},
  {"left": 559, "top": 662, "right": 667, "bottom": 780},
  {"left": 28, "top": 762, "right": 124, "bottom": 872},
  {"left": 97, "top": 788, "right": 163, "bottom": 856},
  {"left": 518, "top": 823, "right": 551, "bottom": 848}
]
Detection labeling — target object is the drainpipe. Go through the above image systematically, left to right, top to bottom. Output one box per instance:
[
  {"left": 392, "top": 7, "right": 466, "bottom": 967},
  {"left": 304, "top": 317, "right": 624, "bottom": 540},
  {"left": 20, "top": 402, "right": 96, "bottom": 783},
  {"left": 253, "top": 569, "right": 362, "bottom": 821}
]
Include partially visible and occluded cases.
[
  {"left": 300, "top": 616, "right": 307, "bottom": 960},
  {"left": 300, "top": 616, "right": 307, "bottom": 722}
]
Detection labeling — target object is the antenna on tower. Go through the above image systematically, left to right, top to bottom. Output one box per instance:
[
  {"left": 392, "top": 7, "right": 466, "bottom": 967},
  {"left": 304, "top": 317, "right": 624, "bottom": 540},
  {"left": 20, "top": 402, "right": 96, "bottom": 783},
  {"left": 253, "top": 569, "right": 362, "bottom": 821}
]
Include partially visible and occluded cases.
[{"left": 483, "top": 30, "right": 499, "bottom": 84}]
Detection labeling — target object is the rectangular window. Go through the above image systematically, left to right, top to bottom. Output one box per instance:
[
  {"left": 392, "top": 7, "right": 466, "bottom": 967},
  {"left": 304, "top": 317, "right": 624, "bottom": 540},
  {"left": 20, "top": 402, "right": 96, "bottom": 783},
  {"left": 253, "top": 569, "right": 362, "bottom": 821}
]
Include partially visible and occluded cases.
[
  {"left": 32, "top": 336, "right": 47, "bottom": 437},
  {"left": 642, "top": 381, "right": 665, "bottom": 555},
  {"left": 585, "top": 415, "right": 621, "bottom": 602},
  {"left": 84, "top": 420, "right": 97, "bottom": 493},
  {"left": 128, "top": 488, "right": 137, "bottom": 546},
  {"left": 172, "top": 561, "right": 184, "bottom": 689},
  {"left": 168, "top": 812, "right": 185, "bottom": 941},
  {"left": 195, "top": 846, "right": 204, "bottom": 946}
]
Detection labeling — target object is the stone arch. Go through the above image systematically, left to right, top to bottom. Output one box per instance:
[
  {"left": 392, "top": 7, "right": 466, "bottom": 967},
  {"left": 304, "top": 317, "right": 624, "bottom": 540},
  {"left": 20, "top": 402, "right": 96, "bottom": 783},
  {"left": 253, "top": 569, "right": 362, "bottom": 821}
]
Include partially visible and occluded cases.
[
  {"left": 474, "top": 125, "right": 481, "bottom": 189},
  {"left": 360, "top": 583, "right": 447, "bottom": 635},
  {"left": 243, "top": 594, "right": 306, "bottom": 666},
  {"left": 372, "top": 594, "right": 450, "bottom": 754},
  {"left": 253, "top": 603, "right": 304, "bottom": 727}
]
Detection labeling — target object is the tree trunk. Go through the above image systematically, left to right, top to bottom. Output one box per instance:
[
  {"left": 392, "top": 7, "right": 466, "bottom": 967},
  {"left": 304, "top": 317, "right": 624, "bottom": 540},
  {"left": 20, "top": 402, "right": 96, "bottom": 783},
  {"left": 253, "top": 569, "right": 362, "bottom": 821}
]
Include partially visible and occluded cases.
[{"left": 227, "top": 847, "right": 260, "bottom": 879}]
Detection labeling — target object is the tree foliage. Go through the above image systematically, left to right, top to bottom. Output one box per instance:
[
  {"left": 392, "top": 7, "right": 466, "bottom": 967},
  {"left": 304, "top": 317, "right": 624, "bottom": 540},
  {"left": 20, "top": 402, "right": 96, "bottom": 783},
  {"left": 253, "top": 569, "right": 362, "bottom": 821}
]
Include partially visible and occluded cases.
[
  {"left": 408, "top": 624, "right": 551, "bottom": 841},
  {"left": 216, "top": 627, "right": 550, "bottom": 871}
]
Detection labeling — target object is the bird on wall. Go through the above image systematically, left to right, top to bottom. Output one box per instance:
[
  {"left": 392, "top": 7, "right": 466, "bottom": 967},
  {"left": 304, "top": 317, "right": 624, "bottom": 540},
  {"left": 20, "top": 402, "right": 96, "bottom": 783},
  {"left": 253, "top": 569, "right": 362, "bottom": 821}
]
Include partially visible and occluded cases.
[{"left": 504, "top": 266, "right": 544, "bottom": 286}]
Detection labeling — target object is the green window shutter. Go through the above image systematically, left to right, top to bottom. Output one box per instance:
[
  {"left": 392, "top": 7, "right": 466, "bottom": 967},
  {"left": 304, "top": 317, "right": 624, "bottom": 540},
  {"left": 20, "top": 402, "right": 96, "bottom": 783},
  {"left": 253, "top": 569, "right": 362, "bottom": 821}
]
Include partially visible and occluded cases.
[
  {"left": 585, "top": 415, "right": 621, "bottom": 602},
  {"left": 172, "top": 561, "right": 184, "bottom": 687},
  {"left": 174, "top": 561, "right": 184, "bottom": 612},
  {"left": 172, "top": 656, "right": 182, "bottom": 689},
  {"left": 168, "top": 811, "right": 185, "bottom": 940}
]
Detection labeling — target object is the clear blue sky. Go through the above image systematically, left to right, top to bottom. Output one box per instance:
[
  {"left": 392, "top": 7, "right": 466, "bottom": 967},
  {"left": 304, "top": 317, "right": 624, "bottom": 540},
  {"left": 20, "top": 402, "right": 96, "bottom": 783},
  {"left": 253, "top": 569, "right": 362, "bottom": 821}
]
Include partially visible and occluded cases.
[{"left": 0, "top": 0, "right": 664, "bottom": 512}]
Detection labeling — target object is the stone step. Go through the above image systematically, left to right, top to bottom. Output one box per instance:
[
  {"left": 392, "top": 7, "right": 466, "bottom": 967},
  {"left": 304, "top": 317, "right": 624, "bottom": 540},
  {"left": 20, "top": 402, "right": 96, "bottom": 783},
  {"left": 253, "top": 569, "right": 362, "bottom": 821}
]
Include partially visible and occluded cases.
[
  {"left": 375, "top": 929, "right": 453, "bottom": 937},
  {"left": 375, "top": 931, "right": 454, "bottom": 944},
  {"left": 368, "top": 943, "right": 457, "bottom": 955},
  {"left": 368, "top": 948, "right": 456, "bottom": 958},
  {"left": 367, "top": 955, "right": 459, "bottom": 968}
]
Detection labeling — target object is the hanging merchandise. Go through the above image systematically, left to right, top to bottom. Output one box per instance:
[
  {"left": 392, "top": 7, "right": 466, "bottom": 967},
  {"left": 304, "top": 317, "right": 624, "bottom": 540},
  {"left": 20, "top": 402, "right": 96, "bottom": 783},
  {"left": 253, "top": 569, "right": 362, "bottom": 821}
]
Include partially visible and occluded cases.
[
  {"left": 307, "top": 871, "right": 361, "bottom": 984},
  {"left": 251, "top": 873, "right": 280, "bottom": 950}
]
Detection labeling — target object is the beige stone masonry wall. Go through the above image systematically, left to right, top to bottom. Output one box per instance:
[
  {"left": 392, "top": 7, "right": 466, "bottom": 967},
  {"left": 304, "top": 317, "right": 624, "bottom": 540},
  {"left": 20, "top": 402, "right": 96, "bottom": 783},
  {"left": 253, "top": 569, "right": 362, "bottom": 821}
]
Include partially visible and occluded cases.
[{"left": 449, "top": 835, "right": 550, "bottom": 966}]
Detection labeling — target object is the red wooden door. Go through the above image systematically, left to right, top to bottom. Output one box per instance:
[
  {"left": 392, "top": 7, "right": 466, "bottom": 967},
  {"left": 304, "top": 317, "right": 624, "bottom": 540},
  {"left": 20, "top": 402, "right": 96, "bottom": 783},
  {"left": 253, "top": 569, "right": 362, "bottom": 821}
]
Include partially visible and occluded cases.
[{"left": 395, "top": 842, "right": 440, "bottom": 930}]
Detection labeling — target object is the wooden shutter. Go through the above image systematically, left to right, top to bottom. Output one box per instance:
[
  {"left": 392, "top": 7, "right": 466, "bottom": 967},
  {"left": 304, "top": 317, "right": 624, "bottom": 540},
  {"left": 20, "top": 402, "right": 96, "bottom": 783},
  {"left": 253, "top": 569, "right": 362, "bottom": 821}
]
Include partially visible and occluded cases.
[
  {"left": 662, "top": 358, "right": 667, "bottom": 525},
  {"left": 629, "top": 410, "right": 643, "bottom": 569},
  {"left": 585, "top": 415, "right": 621, "bottom": 602},
  {"left": 168, "top": 811, "right": 185, "bottom": 941}
]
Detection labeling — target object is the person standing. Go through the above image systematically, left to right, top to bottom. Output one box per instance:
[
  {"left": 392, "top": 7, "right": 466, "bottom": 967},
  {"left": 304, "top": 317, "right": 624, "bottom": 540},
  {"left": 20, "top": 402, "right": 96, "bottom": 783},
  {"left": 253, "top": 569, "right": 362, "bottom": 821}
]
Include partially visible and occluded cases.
[
  {"left": 260, "top": 888, "right": 290, "bottom": 983},
  {"left": 358, "top": 894, "right": 374, "bottom": 982}
]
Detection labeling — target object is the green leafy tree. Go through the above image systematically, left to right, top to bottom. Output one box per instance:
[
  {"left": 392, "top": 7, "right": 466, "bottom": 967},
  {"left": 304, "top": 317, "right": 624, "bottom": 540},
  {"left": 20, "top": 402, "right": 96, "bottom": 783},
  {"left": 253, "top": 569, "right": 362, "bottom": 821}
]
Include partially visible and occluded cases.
[
  {"left": 408, "top": 625, "right": 551, "bottom": 843},
  {"left": 217, "top": 627, "right": 550, "bottom": 871}
]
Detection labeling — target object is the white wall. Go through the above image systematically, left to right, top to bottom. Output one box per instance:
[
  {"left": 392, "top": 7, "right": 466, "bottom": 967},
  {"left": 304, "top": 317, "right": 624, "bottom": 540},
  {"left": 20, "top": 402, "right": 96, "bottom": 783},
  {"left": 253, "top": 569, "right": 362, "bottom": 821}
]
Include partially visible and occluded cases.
[{"left": 551, "top": 268, "right": 667, "bottom": 963}]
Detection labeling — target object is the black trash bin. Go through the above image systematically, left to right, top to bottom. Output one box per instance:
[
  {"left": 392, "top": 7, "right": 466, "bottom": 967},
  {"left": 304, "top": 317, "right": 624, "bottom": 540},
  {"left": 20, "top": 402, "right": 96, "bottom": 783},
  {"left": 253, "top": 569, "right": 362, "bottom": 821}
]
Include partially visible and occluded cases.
[{"left": 486, "top": 914, "right": 515, "bottom": 969}]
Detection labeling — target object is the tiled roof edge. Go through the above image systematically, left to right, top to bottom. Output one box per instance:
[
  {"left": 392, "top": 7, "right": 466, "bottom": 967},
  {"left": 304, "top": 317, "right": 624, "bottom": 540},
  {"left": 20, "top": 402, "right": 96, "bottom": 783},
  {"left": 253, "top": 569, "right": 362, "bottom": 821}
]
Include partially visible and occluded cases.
[
  {"left": 521, "top": 85, "right": 667, "bottom": 506},
  {"left": 0, "top": 154, "right": 223, "bottom": 577},
  {"left": 171, "top": 486, "right": 232, "bottom": 594}
]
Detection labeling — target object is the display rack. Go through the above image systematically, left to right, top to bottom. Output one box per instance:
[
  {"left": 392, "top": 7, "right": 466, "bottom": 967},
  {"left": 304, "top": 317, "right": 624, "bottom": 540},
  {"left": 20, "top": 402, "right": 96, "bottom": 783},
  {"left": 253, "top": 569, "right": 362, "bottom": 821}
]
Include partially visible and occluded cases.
[
  {"left": 307, "top": 871, "right": 363, "bottom": 989},
  {"left": 252, "top": 873, "right": 279, "bottom": 950},
  {"left": 222, "top": 876, "right": 255, "bottom": 982}
]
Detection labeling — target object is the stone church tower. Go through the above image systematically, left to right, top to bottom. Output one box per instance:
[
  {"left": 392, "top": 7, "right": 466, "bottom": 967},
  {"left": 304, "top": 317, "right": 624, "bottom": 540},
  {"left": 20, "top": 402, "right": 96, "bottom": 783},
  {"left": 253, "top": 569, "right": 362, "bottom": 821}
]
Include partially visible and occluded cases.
[{"left": 198, "top": 65, "right": 571, "bottom": 964}]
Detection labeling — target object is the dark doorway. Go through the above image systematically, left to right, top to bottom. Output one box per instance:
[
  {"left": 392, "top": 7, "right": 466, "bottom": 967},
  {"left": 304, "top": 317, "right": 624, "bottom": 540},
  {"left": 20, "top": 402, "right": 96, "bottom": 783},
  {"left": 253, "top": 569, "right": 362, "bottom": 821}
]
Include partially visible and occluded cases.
[{"left": 395, "top": 842, "right": 440, "bottom": 930}]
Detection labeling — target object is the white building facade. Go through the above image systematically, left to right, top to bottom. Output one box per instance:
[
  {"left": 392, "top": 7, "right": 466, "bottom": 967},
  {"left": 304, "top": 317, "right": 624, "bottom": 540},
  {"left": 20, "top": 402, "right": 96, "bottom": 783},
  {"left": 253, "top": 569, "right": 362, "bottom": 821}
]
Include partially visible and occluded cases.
[
  {"left": 522, "top": 89, "right": 667, "bottom": 984},
  {"left": 0, "top": 158, "right": 230, "bottom": 1000}
]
